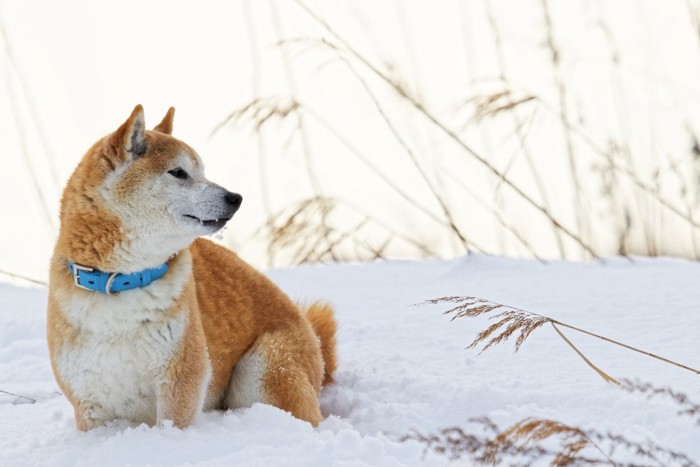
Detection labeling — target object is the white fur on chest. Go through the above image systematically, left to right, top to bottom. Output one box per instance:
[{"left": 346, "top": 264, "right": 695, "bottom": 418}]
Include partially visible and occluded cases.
[
  {"left": 54, "top": 255, "right": 192, "bottom": 425},
  {"left": 58, "top": 316, "right": 186, "bottom": 424}
]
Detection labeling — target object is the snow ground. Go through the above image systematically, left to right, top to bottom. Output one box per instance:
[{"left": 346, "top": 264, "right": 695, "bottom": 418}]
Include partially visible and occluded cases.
[{"left": 1, "top": 254, "right": 699, "bottom": 466}]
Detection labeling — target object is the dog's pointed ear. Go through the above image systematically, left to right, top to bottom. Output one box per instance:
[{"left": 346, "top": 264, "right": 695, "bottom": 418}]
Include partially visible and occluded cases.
[
  {"left": 110, "top": 104, "right": 147, "bottom": 161},
  {"left": 153, "top": 107, "right": 175, "bottom": 135}
]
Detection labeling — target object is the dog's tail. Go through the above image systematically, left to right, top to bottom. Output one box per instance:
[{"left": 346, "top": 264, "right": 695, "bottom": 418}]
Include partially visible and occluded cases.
[{"left": 302, "top": 301, "right": 338, "bottom": 386}]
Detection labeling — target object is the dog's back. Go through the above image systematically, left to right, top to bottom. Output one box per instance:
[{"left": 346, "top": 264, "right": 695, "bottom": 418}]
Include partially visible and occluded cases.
[{"left": 191, "top": 238, "right": 337, "bottom": 423}]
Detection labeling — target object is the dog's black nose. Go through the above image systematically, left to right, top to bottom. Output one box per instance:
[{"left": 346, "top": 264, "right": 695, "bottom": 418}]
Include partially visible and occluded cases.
[{"left": 224, "top": 191, "right": 243, "bottom": 210}]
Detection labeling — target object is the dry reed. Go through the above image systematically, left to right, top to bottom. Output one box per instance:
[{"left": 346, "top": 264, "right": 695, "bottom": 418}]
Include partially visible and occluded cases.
[
  {"left": 240, "top": 0, "right": 273, "bottom": 240},
  {"left": 268, "top": 0, "right": 322, "bottom": 195},
  {"left": 294, "top": 0, "right": 602, "bottom": 261},
  {"left": 540, "top": 0, "right": 587, "bottom": 244},
  {"left": 207, "top": 2, "right": 700, "bottom": 265},
  {"left": 0, "top": 15, "right": 56, "bottom": 235},
  {"left": 213, "top": 96, "right": 300, "bottom": 134},
  {"left": 246, "top": 196, "right": 437, "bottom": 266},
  {"left": 0, "top": 268, "right": 47, "bottom": 286},
  {"left": 422, "top": 296, "right": 700, "bottom": 383},
  {"left": 620, "top": 379, "right": 700, "bottom": 425},
  {"left": 0, "top": 390, "right": 36, "bottom": 405},
  {"left": 404, "top": 416, "right": 697, "bottom": 466}
]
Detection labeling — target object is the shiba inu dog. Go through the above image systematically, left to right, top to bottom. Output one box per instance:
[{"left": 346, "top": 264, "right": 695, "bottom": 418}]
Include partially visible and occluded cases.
[{"left": 47, "top": 105, "right": 337, "bottom": 430}]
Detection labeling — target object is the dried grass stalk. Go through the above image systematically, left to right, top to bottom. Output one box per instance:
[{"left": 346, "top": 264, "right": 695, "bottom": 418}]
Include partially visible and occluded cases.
[
  {"left": 295, "top": 0, "right": 601, "bottom": 260},
  {"left": 455, "top": 89, "right": 536, "bottom": 123},
  {"left": 212, "top": 96, "right": 300, "bottom": 135},
  {"left": 254, "top": 196, "right": 436, "bottom": 266},
  {"left": 266, "top": 196, "right": 336, "bottom": 265},
  {"left": 0, "top": 269, "right": 46, "bottom": 286},
  {"left": 421, "top": 296, "right": 549, "bottom": 353},
  {"left": 422, "top": 296, "right": 700, "bottom": 382},
  {"left": 550, "top": 322, "right": 619, "bottom": 384},
  {"left": 620, "top": 379, "right": 700, "bottom": 424},
  {"left": 0, "top": 390, "right": 36, "bottom": 405},
  {"left": 404, "top": 416, "right": 697, "bottom": 466},
  {"left": 402, "top": 418, "right": 550, "bottom": 464},
  {"left": 487, "top": 418, "right": 607, "bottom": 466}
]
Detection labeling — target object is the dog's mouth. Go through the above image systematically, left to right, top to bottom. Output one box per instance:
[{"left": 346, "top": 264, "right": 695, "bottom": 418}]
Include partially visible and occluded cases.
[{"left": 183, "top": 214, "right": 232, "bottom": 230}]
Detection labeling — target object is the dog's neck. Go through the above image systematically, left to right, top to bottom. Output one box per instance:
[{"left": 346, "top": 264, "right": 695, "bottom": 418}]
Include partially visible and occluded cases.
[
  {"left": 55, "top": 160, "right": 124, "bottom": 271},
  {"left": 56, "top": 186, "right": 191, "bottom": 274},
  {"left": 58, "top": 232, "right": 186, "bottom": 275}
]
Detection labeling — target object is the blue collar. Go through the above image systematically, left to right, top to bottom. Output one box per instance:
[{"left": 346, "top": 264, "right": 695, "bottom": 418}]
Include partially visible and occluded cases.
[{"left": 68, "top": 261, "right": 169, "bottom": 295}]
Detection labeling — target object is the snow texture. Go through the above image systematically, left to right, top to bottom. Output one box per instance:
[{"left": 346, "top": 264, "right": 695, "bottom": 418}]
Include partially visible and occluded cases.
[{"left": 1, "top": 255, "right": 699, "bottom": 466}]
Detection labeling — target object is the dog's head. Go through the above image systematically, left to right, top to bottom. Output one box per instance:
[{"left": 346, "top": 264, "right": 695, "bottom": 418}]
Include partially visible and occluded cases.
[{"left": 57, "top": 105, "right": 242, "bottom": 272}]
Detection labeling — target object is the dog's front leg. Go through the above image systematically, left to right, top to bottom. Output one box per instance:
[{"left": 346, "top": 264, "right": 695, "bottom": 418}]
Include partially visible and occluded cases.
[
  {"left": 155, "top": 321, "right": 211, "bottom": 428},
  {"left": 156, "top": 379, "right": 201, "bottom": 428},
  {"left": 74, "top": 400, "right": 111, "bottom": 431}
]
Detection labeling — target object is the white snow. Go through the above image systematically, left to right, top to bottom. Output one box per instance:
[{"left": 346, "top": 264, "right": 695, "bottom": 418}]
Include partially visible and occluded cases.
[{"left": 1, "top": 254, "right": 700, "bottom": 466}]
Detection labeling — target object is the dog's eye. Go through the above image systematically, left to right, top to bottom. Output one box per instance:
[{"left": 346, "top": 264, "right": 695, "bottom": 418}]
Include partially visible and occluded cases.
[{"left": 168, "top": 167, "right": 188, "bottom": 180}]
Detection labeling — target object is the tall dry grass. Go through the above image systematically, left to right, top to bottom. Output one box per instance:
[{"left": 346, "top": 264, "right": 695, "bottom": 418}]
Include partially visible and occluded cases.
[
  {"left": 211, "top": 0, "right": 700, "bottom": 267},
  {"left": 1, "top": 2, "right": 698, "bottom": 270},
  {"left": 0, "top": 12, "right": 57, "bottom": 236},
  {"left": 422, "top": 295, "right": 700, "bottom": 384},
  {"left": 406, "top": 296, "right": 700, "bottom": 465},
  {"left": 403, "top": 413, "right": 698, "bottom": 466}
]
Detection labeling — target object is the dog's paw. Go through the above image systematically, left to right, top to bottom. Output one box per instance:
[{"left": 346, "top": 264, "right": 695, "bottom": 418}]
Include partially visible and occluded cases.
[{"left": 76, "top": 401, "right": 110, "bottom": 431}]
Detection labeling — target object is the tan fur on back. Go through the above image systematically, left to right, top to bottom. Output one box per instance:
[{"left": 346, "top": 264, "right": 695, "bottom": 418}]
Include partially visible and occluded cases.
[{"left": 47, "top": 105, "right": 337, "bottom": 430}]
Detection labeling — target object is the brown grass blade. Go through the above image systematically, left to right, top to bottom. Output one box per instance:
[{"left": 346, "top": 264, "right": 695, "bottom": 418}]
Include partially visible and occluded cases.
[
  {"left": 295, "top": 0, "right": 601, "bottom": 261},
  {"left": 212, "top": 96, "right": 300, "bottom": 135},
  {"left": 0, "top": 268, "right": 46, "bottom": 286},
  {"left": 422, "top": 295, "right": 700, "bottom": 381},
  {"left": 420, "top": 296, "right": 550, "bottom": 353},
  {"left": 551, "top": 323, "right": 620, "bottom": 385},
  {"left": 620, "top": 379, "right": 700, "bottom": 424},
  {"left": 0, "top": 390, "right": 36, "bottom": 405},
  {"left": 404, "top": 415, "right": 697, "bottom": 466},
  {"left": 408, "top": 417, "right": 698, "bottom": 467},
  {"left": 489, "top": 418, "right": 596, "bottom": 465}
]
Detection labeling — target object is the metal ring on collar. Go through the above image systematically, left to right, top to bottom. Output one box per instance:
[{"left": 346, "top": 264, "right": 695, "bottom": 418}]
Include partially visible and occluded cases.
[{"left": 105, "top": 272, "right": 118, "bottom": 295}]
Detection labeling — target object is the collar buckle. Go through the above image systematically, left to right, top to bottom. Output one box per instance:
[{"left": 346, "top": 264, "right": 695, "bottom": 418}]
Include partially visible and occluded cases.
[{"left": 72, "top": 263, "right": 94, "bottom": 291}]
